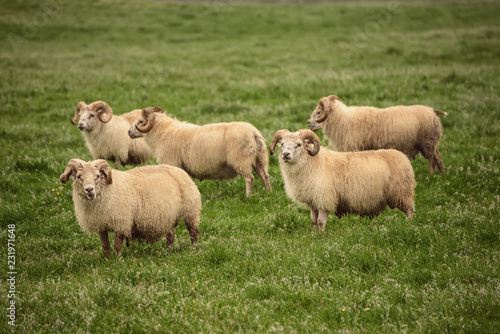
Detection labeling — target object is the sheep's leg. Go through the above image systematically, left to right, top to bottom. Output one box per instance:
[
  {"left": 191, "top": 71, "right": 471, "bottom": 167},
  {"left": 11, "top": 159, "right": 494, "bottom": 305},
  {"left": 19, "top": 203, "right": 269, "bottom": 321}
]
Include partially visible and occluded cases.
[
  {"left": 419, "top": 143, "right": 438, "bottom": 174},
  {"left": 434, "top": 149, "right": 445, "bottom": 174},
  {"left": 428, "top": 151, "right": 437, "bottom": 174},
  {"left": 114, "top": 160, "right": 122, "bottom": 169},
  {"left": 253, "top": 164, "right": 272, "bottom": 192},
  {"left": 242, "top": 172, "right": 254, "bottom": 197},
  {"left": 310, "top": 207, "right": 319, "bottom": 231},
  {"left": 317, "top": 210, "right": 330, "bottom": 232},
  {"left": 184, "top": 219, "right": 199, "bottom": 244},
  {"left": 166, "top": 226, "right": 175, "bottom": 248},
  {"left": 99, "top": 231, "right": 111, "bottom": 259},
  {"left": 113, "top": 233, "right": 125, "bottom": 258}
]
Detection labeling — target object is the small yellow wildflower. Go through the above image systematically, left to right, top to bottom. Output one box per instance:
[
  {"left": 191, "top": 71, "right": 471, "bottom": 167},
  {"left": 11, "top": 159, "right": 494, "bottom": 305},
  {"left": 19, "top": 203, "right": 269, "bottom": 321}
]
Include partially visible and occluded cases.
[
  {"left": 49, "top": 141, "right": 52, "bottom": 144},
  {"left": 52, "top": 188, "right": 55, "bottom": 192},
  {"left": 56, "top": 192, "right": 60, "bottom": 195},
  {"left": 196, "top": 281, "right": 198, "bottom": 284},
  {"left": 191, "top": 287, "right": 194, "bottom": 290},
  {"left": 342, "top": 308, "right": 345, "bottom": 312},
  {"left": 365, "top": 308, "right": 370, "bottom": 311}
]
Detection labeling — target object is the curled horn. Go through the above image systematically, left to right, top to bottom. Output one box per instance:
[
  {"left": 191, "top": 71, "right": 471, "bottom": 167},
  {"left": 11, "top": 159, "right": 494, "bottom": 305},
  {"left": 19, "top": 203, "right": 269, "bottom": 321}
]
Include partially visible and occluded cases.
[
  {"left": 315, "top": 95, "right": 339, "bottom": 123},
  {"left": 71, "top": 101, "right": 86, "bottom": 125},
  {"left": 91, "top": 101, "right": 113, "bottom": 123},
  {"left": 152, "top": 106, "right": 164, "bottom": 114},
  {"left": 135, "top": 107, "right": 162, "bottom": 133},
  {"left": 269, "top": 129, "right": 290, "bottom": 155},
  {"left": 297, "top": 129, "right": 321, "bottom": 156},
  {"left": 60, "top": 158, "right": 86, "bottom": 183},
  {"left": 94, "top": 159, "right": 112, "bottom": 184}
]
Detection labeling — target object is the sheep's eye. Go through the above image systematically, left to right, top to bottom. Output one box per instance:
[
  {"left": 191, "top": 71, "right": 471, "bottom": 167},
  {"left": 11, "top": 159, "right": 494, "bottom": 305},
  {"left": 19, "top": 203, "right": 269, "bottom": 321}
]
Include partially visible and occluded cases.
[
  {"left": 316, "top": 111, "right": 321, "bottom": 115},
  {"left": 89, "top": 114, "right": 95, "bottom": 118},
  {"left": 296, "top": 143, "right": 302, "bottom": 148},
  {"left": 76, "top": 175, "right": 82, "bottom": 180}
]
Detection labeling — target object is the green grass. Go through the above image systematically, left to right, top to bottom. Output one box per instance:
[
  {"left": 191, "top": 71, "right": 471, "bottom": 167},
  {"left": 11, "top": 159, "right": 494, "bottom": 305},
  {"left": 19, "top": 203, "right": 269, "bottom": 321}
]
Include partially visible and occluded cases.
[{"left": 1, "top": 0, "right": 499, "bottom": 332}]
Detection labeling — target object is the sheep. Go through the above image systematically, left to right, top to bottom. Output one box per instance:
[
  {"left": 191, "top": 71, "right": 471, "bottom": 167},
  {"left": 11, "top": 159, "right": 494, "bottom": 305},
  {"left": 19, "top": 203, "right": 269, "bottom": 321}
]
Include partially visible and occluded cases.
[
  {"left": 307, "top": 95, "right": 447, "bottom": 174},
  {"left": 71, "top": 101, "right": 152, "bottom": 169},
  {"left": 128, "top": 106, "right": 272, "bottom": 197},
  {"left": 269, "top": 129, "right": 416, "bottom": 231},
  {"left": 60, "top": 158, "right": 202, "bottom": 258}
]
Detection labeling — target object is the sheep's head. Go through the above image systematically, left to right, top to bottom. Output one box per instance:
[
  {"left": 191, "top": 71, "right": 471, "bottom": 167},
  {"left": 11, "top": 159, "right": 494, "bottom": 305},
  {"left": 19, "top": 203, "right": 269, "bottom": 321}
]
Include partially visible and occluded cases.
[
  {"left": 308, "top": 95, "right": 340, "bottom": 129},
  {"left": 71, "top": 101, "right": 113, "bottom": 131},
  {"left": 128, "top": 106, "right": 164, "bottom": 138},
  {"left": 269, "top": 129, "right": 321, "bottom": 163},
  {"left": 60, "top": 159, "right": 112, "bottom": 200}
]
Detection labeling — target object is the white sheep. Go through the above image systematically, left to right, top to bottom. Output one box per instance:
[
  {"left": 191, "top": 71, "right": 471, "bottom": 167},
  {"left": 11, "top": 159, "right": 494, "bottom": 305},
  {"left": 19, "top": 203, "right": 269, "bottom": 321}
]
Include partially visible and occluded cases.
[
  {"left": 307, "top": 95, "right": 446, "bottom": 174},
  {"left": 71, "top": 101, "right": 152, "bottom": 169},
  {"left": 128, "top": 106, "right": 272, "bottom": 197},
  {"left": 270, "top": 129, "right": 416, "bottom": 231},
  {"left": 60, "top": 158, "right": 202, "bottom": 258}
]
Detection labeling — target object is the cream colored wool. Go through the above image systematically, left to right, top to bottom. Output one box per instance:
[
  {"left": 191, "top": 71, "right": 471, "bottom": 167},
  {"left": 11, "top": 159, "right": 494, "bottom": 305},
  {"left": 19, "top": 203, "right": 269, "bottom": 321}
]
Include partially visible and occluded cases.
[
  {"left": 307, "top": 95, "right": 446, "bottom": 174},
  {"left": 71, "top": 101, "right": 151, "bottom": 169},
  {"left": 128, "top": 107, "right": 272, "bottom": 196},
  {"left": 270, "top": 129, "right": 415, "bottom": 231},
  {"left": 60, "top": 159, "right": 201, "bottom": 258}
]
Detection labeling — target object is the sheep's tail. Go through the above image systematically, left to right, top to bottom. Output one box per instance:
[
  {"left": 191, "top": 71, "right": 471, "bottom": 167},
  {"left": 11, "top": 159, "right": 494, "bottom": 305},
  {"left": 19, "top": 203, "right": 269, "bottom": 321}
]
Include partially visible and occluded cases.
[
  {"left": 434, "top": 109, "right": 447, "bottom": 116},
  {"left": 254, "top": 133, "right": 272, "bottom": 191},
  {"left": 255, "top": 134, "right": 269, "bottom": 168}
]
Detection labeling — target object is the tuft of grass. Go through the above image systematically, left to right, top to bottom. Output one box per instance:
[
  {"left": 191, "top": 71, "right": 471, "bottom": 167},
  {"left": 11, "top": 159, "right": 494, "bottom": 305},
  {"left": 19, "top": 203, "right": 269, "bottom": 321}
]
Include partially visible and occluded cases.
[{"left": 0, "top": 0, "right": 499, "bottom": 332}]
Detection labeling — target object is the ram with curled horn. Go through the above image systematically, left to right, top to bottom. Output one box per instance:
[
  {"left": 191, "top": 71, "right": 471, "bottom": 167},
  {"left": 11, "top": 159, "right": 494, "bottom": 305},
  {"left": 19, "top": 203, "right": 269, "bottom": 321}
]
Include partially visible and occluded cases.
[
  {"left": 307, "top": 94, "right": 446, "bottom": 174},
  {"left": 70, "top": 100, "right": 152, "bottom": 169},
  {"left": 128, "top": 106, "right": 271, "bottom": 197},
  {"left": 271, "top": 128, "right": 416, "bottom": 232},
  {"left": 60, "top": 158, "right": 202, "bottom": 258}
]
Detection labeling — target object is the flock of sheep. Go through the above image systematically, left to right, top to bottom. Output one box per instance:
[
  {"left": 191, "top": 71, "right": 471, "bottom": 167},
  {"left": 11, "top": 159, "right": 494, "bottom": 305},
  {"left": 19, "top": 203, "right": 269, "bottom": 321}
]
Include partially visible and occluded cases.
[{"left": 61, "top": 96, "right": 446, "bottom": 258}]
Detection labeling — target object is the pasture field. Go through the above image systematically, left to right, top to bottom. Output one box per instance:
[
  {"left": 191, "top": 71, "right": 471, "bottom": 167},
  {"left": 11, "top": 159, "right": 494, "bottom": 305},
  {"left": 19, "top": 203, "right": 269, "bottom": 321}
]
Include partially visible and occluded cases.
[{"left": 0, "top": 0, "right": 499, "bottom": 332}]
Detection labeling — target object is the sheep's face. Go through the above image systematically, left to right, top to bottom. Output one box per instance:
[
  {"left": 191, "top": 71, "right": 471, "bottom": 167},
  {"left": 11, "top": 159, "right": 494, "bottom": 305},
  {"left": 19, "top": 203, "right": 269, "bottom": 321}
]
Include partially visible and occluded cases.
[
  {"left": 308, "top": 95, "right": 340, "bottom": 129},
  {"left": 308, "top": 103, "right": 328, "bottom": 130},
  {"left": 78, "top": 106, "right": 101, "bottom": 132},
  {"left": 129, "top": 107, "right": 163, "bottom": 138},
  {"left": 307, "top": 113, "right": 322, "bottom": 131},
  {"left": 128, "top": 120, "right": 143, "bottom": 138},
  {"left": 270, "top": 129, "right": 321, "bottom": 161},
  {"left": 277, "top": 133, "right": 308, "bottom": 163},
  {"left": 60, "top": 159, "right": 113, "bottom": 200},
  {"left": 74, "top": 164, "right": 108, "bottom": 200}
]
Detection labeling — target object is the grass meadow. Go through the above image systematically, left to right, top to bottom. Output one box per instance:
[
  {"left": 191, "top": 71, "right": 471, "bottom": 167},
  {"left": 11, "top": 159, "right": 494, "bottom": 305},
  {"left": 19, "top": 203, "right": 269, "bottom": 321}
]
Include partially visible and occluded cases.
[{"left": 1, "top": 0, "right": 499, "bottom": 332}]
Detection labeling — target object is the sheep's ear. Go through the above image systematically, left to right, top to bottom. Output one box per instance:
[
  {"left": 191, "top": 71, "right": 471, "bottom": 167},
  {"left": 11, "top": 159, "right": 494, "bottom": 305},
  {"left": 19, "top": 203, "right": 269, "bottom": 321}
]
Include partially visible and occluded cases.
[
  {"left": 316, "top": 95, "right": 339, "bottom": 123},
  {"left": 71, "top": 102, "right": 86, "bottom": 125},
  {"left": 152, "top": 106, "right": 164, "bottom": 113},
  {"left": 136, "top": 107, "right": 157, "bottom": 133},
  {"left": 270, "top": 129, "right": 290, "bottom": 155},
  {"left": 297, "top": 129, "right": 320, "bottom": 156},
  {"left": 304, "top": 140, "right": 315, "bottom": 154},
  {"left": 60, "top": 158, "right": 85, "bottom": 183},
  {"left": 94, "top": 159, "right": 113, "bottom": 184}
]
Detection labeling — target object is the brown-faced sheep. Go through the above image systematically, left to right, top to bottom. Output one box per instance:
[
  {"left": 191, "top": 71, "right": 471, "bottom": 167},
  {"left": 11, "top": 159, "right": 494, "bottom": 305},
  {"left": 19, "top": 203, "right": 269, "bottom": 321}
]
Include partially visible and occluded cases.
[
  {"left": 307, "top": 95, "right": 446, "bottom": 174},
  {"left": 71, "top": 101, "right": 152, "bottom": 169},
  {"left": 128, "top": 106, "right": 272, "bottom": 197},
  {"left": 270, "top": 129, "right": 415, "bottom": 231},
  {"left": 60, "top": 159, "right": 201, "bottom": 258}
]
